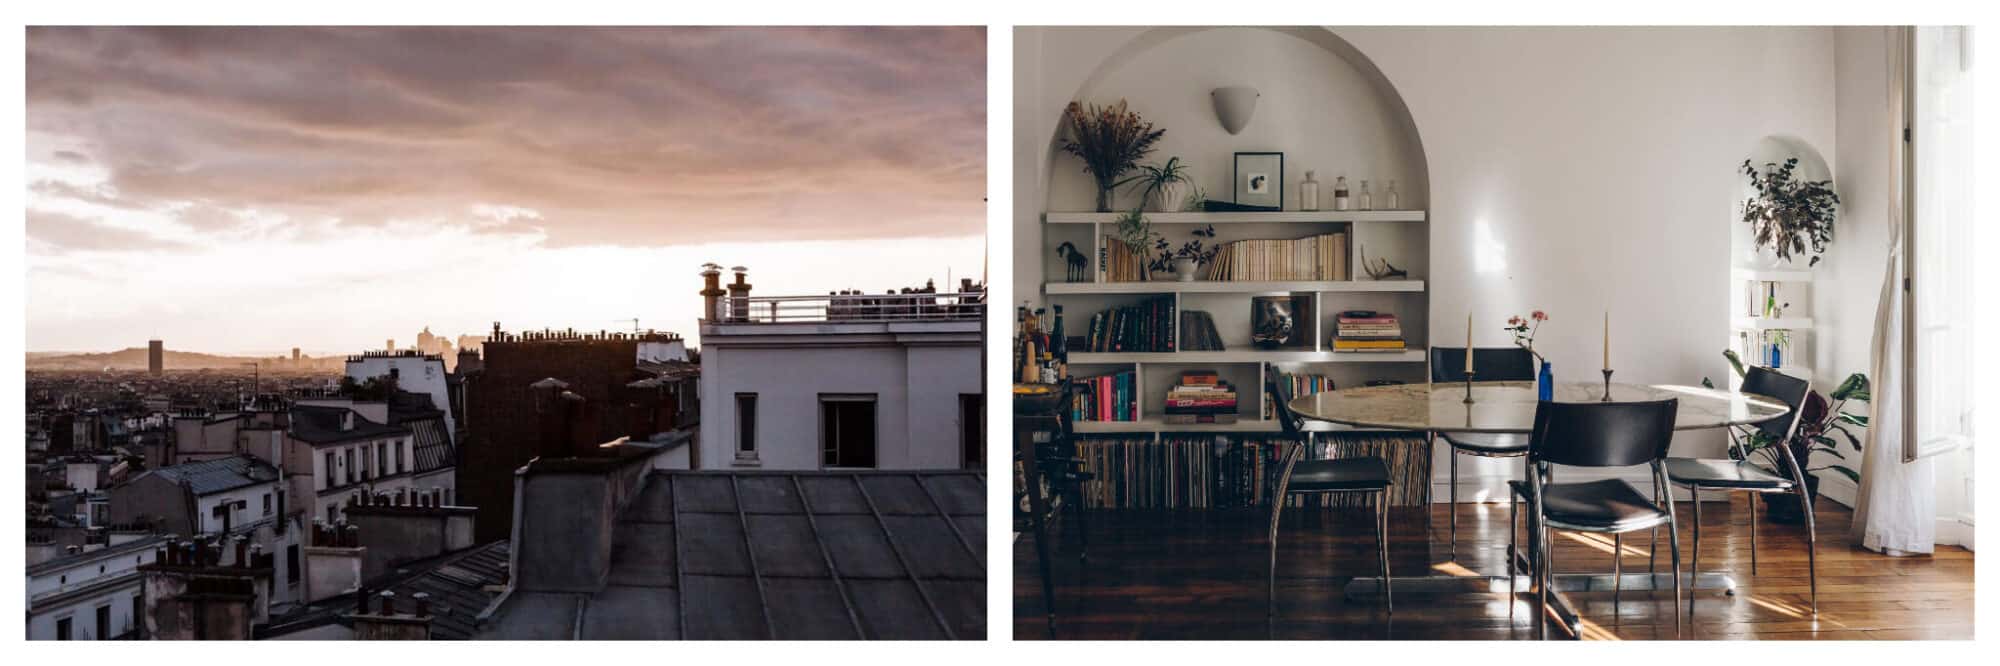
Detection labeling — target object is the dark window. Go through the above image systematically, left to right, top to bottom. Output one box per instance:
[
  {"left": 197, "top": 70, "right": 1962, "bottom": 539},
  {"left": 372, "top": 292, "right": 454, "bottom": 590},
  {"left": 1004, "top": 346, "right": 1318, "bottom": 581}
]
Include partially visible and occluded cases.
[
  {"left": 735, "top": 394, "right": 758, "bottom": 456},
  {"left": 960, "top": 394, "right": 984, "bottom": 470},
  {"left": 821, "top": 395, "right": 878, "bottom": 469},
  {"left": 397, "top": 441, "right": 407, "bottom": 472},
  {"left": 378, "top": 443, "right": 387, "bottom": 475},
  {"left": 344, "top": 449, "right": 355, "bottom": 485},
  {"left": 324, "top": 451, "right": 337, "bottom": 488},
  {"left": 262, "top": 493, "right": 272, "bottom": 516},
  {"left": 286, "top": 545, "right": 300, "bottom": 584},
  {"left": 131, "top": 595, "right": 143, "bottom": 638},
  {"left": 96, "top": 604, "right": 110, "bottom": 640},
  {"left": 56, "top": 617, "right": 72, "bottom": 640}
]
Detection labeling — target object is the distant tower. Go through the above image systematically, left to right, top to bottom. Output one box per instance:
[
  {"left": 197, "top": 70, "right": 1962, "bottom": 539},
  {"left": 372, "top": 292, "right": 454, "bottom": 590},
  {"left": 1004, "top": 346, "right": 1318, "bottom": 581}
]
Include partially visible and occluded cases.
[
  {"left": 386, "top": 339, "right": 395, "bottom": 352},
  {"left": 148, "top": 340, "right": 163, "bottom": 376},
  {"left": 292, "top": 347, "right": 301, "bottom": 363}
]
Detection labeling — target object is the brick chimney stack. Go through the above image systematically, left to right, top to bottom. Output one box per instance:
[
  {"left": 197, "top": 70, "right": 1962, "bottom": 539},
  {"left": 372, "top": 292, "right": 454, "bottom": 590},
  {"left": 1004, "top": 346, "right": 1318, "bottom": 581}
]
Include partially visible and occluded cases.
[{"left": 700, "top": 263, "right": 725, "bottom": 323}]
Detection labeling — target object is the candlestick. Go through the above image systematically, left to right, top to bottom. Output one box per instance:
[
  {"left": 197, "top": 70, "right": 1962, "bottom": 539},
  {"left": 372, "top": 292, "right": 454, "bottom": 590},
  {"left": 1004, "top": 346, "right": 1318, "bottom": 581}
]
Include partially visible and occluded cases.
[
  {"left": 1465, "top": 312, "right": 1474, "bottom": 374},
  {"left": 1601, "top": 368, "right": 1615, "bottom": 402},
  {"left": 1463, "top": 370, "right": 1478, "bottom": 404}
]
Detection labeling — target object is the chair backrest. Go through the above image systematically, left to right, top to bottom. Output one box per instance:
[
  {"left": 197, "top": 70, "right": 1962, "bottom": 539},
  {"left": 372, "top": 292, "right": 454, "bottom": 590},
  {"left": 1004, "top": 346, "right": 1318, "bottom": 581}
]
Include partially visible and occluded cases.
[
  {"left": 1431, "top": 347, "right": 1537, "bottom": 382},
  {"left": 1740, "top": 366, "right": 1811, "bottom": 442},
  {"left": 1265, "top": 368, "right": 1305, "bottom": 442},
  {"left": 1528, "top": 399, "right": 1679, "bottom": 468}
]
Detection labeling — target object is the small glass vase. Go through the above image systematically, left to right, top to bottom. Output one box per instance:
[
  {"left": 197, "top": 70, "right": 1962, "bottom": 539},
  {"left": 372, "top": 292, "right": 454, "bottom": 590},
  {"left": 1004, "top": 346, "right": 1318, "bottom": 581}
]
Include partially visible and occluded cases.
[{"left": 1537, "top": 361, "right": 1554, "bottom": 401}]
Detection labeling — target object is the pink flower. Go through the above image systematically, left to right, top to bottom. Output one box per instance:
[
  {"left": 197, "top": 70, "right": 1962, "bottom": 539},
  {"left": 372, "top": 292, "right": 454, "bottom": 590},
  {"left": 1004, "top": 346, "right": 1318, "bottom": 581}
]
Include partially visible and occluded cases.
[
  {"left": 1531, "top": 310, "right": 1547, "bottom": 321},
  {"left": 1508, "top": 316, "right": 1524, "bottom": 326}
]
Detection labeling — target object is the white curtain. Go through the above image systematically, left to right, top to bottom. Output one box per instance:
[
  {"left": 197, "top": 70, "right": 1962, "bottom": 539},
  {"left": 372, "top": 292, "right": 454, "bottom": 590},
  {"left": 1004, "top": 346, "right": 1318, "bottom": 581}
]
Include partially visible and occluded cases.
[{"left": 1851, "top": 26, "right": 1935, "bottom": 555}]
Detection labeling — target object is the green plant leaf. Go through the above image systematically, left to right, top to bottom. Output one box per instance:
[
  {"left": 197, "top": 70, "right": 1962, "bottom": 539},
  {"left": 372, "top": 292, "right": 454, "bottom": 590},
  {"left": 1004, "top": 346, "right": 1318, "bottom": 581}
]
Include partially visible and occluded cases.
[
  {"left": 1722, "top": 349, "right": 1747, "bottom": 379},
  {"left": 1830, "top": 373, "right": 1871, "bottom": 402},
  {"left": 1701, "top": 377, "right": 1715, "bottom": 389},
  {"left": 1836, "top": 412, "right": 1869, "bottom": 427},
  {"left": 1829, "top": 423, "right": 1863, "bottom": 450},
  {"left": 1827, "top": 465, "right": 1861, "bottom": 484}
]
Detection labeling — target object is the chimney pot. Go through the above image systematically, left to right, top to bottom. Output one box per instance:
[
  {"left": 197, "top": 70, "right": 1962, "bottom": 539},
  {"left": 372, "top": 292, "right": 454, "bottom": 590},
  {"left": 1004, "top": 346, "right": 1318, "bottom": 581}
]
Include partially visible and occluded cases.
[
  {"left": 378, "top": 590, "right": 395, "bottom": 616},
  {"left": 413, "top": 592, "right": 431, "bottom": 617}
]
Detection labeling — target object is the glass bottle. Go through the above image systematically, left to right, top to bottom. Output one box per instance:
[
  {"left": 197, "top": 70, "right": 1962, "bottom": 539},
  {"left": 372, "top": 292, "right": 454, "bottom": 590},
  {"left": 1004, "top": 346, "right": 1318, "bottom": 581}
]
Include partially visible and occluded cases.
[
  {"left": 1300, "top": 170, "right": 1320, "bottom": 211},
  {"left": 1333, "top": 176, "right": 1350, "bottom": 211},
  {"left": 1357, "top": 180, "right": 1373, "bottom": 211},
  {"left": 1385, "top": 180, "right": 1401, "bottom": 209},
  {"left": 1050, "top": 305, "right": 1068, "bottom": 381}
]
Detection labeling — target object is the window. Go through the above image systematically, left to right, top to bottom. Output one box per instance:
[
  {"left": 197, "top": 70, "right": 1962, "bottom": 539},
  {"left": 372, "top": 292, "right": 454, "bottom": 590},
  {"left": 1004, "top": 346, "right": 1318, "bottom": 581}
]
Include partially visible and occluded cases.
[
  {"left": 1904, "top": 26, "right": 1976, "bottom": 529},
  {"left": 735, "top": 393, "right": 759, "bottom": 461},
  {"left": 821, "top": 394, "right": 878, "bottom": 469},
  {"left": 960, "top": 394, "right": 984, "bottom": 470},
  {"left": 398, "top": 441, "right": 407, "bottom": 472},
  {"left": 377, "top": 442, "right": 387, "bottom": 476},
  {"left": 344, "top": 449, "right": 355, "bottom": 485},
  {"left": 324, "top": 451, "right": 337, "bottom": 489},
  {"left": 262, "top": 493, "right": 272, "bottom": 516},
  {"left": 327, "top": 505, "right": 338, "bottom": 524},
  {"left": 286, "top": 545, "right": 300, "bottom": 585},
  {"left": 131, "top": 595, "right": 143, "bottom": 638},
  {"left": 95, "top": 604, "right": 110, "bottom": 640},
  {"left": 56, "top": 616, "right": 71, "bottom": 641}
]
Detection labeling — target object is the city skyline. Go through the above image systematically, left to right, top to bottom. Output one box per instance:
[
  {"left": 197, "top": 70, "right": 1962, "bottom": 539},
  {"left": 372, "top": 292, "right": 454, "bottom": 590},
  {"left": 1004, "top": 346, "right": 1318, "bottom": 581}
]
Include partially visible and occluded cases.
[{"left": 26, "top": 27, "right": 986, "bottom": 354}]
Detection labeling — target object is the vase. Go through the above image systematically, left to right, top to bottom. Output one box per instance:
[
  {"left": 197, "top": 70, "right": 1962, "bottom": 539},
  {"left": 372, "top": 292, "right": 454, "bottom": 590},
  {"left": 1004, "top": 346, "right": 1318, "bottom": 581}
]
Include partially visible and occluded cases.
[
  {"left": 1150, "top": 182, "right": 1189, "bottom": 213},
  {"left": 1095, "top": 184, "right": 1114, "bottom": 213},
  {"left": 1173, "top": 258, "right": 1197, "bottom": 281},
  {"left": 1537, "top": 361, "right": 1554, "bottom": 401}
]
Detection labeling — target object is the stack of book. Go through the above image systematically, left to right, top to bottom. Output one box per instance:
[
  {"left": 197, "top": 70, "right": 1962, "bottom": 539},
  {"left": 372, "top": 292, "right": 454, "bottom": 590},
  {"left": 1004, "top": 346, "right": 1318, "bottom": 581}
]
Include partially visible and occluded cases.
[
  {"left": 1199, "top": 231, "right": 1349, "bottom": 281},
  {"left": 1084, "top": 296, "right": 1176, "bottom": 352},
  {"left": 1333, "top": 310, "right": 1407, "bottom": 353},
  {"left": 1072, "top": 369, "right": 1137, "bottom": 422},
  {"left": 1163, "top": 370, "right": 1238, "bottom": 424}
]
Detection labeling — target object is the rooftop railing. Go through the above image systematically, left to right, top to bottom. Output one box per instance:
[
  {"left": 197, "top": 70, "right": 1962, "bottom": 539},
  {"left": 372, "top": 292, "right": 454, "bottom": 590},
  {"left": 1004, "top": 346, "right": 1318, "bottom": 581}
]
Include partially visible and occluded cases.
[{"left": 719, "top": 292, "right": 985, "bottom": 324}]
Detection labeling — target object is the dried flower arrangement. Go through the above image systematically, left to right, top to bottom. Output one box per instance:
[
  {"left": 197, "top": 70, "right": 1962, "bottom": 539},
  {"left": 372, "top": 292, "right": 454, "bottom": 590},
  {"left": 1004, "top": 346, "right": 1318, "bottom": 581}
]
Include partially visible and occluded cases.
[
  {"left": 1060, "top": 100, "right": 1166, "bottom": 212},
  {"left": 1741, "top": 157, "right": 1840, "bottom": 267}
]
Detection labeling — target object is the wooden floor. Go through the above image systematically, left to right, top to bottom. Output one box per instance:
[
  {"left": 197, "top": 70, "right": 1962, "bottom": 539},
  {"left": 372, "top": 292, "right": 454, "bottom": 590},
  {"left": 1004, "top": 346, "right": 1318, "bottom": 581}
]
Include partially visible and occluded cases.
[{"left": 1013, "top": 495, "right": 1974, "bottom": 640}]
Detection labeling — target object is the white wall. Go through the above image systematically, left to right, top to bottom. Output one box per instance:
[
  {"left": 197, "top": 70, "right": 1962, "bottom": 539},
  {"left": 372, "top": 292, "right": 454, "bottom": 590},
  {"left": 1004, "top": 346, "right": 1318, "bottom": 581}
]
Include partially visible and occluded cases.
[
  {"left": 1018, "top": 26, "right": 1840, "bottom": 494},
  {"left": 699, "top": 324, "right": 981, "bottom": 470},
  {"left": 197, "top": 483, "right": 277, "bottom": 535}
]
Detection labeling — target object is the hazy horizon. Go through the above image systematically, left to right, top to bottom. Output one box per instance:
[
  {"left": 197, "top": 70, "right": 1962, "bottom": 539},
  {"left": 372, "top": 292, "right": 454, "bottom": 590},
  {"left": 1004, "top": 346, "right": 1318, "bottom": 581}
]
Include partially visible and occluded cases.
[{"left": 26, "top": 27, "right": 986, "bottom": 354}]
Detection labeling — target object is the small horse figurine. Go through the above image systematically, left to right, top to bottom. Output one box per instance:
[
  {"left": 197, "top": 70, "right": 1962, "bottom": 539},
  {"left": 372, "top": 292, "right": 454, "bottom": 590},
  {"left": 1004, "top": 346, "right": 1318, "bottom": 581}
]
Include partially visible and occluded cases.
[{"left": 1055, "top": 242, "right": 1089, "bottom": 282}]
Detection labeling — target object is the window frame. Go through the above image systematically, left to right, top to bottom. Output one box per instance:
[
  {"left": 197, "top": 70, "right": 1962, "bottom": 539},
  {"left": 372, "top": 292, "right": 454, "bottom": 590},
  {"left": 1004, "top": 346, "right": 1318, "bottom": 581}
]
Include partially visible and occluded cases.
[
  {"left": 734, "top": 393, "right": 759, "bottom": 462},
  {"left": 819, "top": 393, "right": 879, "bottom": 470}
]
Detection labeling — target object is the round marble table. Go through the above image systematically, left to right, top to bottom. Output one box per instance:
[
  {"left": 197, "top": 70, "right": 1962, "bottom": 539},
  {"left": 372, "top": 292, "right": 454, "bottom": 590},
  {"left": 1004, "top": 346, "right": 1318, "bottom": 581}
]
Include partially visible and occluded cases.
[{"left": 1289, "top": 380, "right": 1790, "bottom": 433}]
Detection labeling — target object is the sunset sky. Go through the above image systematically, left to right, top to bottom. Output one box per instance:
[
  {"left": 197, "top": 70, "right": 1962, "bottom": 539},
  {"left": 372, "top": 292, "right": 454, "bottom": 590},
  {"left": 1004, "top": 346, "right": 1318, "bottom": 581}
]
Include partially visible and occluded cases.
[{"left": 25, "top": 26, "right": 986, "bottom": 355}]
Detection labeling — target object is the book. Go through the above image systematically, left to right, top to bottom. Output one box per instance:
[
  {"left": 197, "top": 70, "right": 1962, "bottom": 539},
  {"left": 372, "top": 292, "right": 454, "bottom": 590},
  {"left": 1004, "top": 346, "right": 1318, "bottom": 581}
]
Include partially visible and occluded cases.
[{"left": 1199, "top": 231, "right": 1350, "bottom": 281}]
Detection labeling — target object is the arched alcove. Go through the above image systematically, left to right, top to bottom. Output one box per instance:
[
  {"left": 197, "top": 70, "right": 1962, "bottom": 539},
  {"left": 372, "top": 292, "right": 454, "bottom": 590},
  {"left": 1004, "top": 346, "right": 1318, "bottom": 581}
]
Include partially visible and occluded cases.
[
  {"left": 1039, "top": 27, "right": 1430, "bottom": 214},
  {"left": 1726, "top": 134, "right": 1830, "bottom": 386}
]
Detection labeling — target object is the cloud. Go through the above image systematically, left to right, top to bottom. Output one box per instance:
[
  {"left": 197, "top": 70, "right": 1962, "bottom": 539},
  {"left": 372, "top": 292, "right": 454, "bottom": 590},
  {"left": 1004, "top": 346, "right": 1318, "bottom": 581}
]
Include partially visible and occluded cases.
[{"left": 25, "top": 27, "right": 987, "bottom": 249}]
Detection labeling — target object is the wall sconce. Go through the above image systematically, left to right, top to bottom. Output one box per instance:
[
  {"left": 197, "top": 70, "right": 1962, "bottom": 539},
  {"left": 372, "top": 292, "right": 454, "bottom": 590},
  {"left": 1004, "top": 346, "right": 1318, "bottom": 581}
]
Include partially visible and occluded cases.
[{"left": 1211, "top": 86, "right": 1259, "bottom": 135}]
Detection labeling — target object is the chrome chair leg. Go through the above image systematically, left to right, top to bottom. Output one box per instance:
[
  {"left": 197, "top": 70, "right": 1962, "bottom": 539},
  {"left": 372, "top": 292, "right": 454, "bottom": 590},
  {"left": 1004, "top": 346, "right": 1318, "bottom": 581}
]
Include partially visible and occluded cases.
[
  {"left": 1449, "top": 449, "right": 1459, "bottom": 561},
  {"left": 1648, "top": 474, "right": 1660, "bottom": 574},
  {"left": 1801, "top": 485, "right": 1819, "bottom": 615},
  {"left": 1688, "top": 486, "right": 1701, "bottom": 617},
  {"left": 1377, "top": 489, "right": 1392, "bottom": 614},
  {"left": 1508, "top": 489, "right": 1518, "bottom": 609},
  {"left": 1668, "top": 512, "right": 1684, "bottom": 638},
  {"left": 1536, "top": 519, "right": 1552, "bottom": 640},
  {"left": 1613, "top": 532, "right": 1623, "bottom": 612}
]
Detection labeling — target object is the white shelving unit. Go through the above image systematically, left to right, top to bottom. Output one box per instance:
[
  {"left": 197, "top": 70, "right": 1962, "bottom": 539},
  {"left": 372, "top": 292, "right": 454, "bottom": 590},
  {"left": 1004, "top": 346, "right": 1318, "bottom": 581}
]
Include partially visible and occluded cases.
[
  {"left": 1044, "top": 209, "right": 1431, "bottom": 436},
  {"left": 1730, "top": 266, "right": 1814, "bottom": 386},
  {"left": 1734, "top": 317, "right": 1814, "bottom": 331}
]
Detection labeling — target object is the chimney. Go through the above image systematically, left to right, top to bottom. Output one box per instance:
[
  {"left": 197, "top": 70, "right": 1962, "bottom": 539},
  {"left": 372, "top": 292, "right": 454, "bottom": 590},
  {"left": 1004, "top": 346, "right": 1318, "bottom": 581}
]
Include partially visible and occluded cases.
[
  {"left": 700, "top": 263, "right": 725, "bottom": 323},
  {"left": 726, "top": 266, "right": 752, "bottom": 323}
]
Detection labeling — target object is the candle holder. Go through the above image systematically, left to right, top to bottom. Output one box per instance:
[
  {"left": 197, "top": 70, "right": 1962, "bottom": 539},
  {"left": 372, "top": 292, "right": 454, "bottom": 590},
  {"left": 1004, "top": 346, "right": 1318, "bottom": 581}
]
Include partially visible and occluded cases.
[
  {"left": 1600, "top": 369, "right": 1615, "bottom": 402},
  {"left": 1462, "top": 370, "right": 1478, "bottom": 404}
]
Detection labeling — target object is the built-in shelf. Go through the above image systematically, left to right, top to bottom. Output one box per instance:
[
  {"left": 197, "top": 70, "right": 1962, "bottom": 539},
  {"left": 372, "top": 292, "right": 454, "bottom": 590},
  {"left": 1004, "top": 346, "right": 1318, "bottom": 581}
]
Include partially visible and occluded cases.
[
  {"left": 1045, "top": 210, "right": 1427, "bottom": 225},
  {"left": 1732, "top": 267, "right": 1815, "bottom": 283},
  {"left": 1045, "top": 280, "right": 1425, "bottom": 295},
  {"left": 1734, "top": 317, "right": 1813, "bottom": 330},
  {"left": 1069, "top": 349, "right": 1426, "bottom": 365},
  {"left": 1074, "top": 417, "right": 1386, "bottom": 434}
]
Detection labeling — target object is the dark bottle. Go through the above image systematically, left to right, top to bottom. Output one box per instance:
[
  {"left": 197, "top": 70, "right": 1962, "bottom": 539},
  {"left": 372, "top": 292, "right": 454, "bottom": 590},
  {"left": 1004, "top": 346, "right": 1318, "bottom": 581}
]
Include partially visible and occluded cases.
[{"left": 1049, "top": 305, "right": 1068, "bottom": 380}]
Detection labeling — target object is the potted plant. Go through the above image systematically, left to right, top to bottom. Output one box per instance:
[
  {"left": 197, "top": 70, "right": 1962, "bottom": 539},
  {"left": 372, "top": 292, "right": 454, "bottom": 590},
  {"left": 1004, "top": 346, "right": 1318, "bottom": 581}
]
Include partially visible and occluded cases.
[
  {"left": 1060, "top": 100, "right": 1166, "bottom": 212},
  {"left": 1134, "top": 156, "right": 1193, "bottom": 213},
  {"left": 1740, "top": 157, "right": 1840, "bottom": 268},
  {"left": 1114, "top": 208, "right": 1161, "bottom": 280},
  {"left": 1150, "top": 225, "right": 1218, "bottom": 281},
  {"left": 1704, "top": 349, "right": 1869, "bottom": 523}
]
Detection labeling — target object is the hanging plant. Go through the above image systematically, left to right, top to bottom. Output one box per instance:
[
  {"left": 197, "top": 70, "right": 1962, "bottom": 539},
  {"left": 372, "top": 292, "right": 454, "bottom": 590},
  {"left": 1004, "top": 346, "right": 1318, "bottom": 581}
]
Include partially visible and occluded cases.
[
  {"left": 1060, "top": 100, "right": 1166, "bottom": 212},
  {"left": 1740, "top": 158, "right": 1840, "bottom": 267}
]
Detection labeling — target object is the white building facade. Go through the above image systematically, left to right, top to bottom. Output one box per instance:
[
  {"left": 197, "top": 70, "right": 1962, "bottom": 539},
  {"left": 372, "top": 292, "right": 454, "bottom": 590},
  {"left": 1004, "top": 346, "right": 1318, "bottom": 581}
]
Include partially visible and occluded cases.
[
  {"left": 696, "top": 267, "right": 984, "bottom": 471},
  {"left": 344, "top": 352, "right": 456, "bottom": 441},
  {"left": 26, "top": 536, "right": 168, "bottom": 640}
]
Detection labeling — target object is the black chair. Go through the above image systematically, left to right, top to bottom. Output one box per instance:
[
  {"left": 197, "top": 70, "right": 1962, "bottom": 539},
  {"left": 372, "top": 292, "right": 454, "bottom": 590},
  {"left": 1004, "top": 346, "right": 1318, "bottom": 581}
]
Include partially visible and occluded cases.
[
  {"left": 1431, "top": 346, "right": 1538, "bottom": 559},
  {"left": 1663, "top": 366, "right": 1816, "bottom": 616},
  {"left": 1266, "top": 370, "right": 1394, "bottom": 616},
  {"left": 1013, "top": 382, "right": 1091, "bottom": 635},
  {"left": 1511, "top": 399, "right": 1683, "bottom": 639}
]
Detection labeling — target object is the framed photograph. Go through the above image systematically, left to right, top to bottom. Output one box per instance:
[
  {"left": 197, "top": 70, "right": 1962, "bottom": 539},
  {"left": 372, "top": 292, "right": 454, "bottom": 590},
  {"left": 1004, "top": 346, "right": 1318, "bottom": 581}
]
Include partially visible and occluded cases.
[{"left": 1233, "top": 152, "right": 1284, "bottom": 210}]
